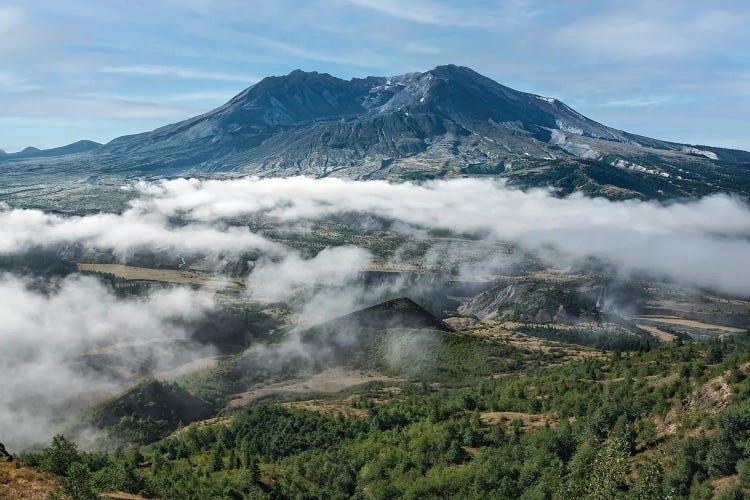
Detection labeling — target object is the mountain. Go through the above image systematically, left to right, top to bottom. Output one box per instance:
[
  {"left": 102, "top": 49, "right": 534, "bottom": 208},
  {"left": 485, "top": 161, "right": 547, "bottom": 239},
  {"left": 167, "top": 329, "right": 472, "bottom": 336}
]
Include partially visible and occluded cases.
[
  {"left": 3, "top": 65, "right": 750, "bottom": 199},
  {"left": 2, "top": 140, "right": 102, "bottom": 159}
]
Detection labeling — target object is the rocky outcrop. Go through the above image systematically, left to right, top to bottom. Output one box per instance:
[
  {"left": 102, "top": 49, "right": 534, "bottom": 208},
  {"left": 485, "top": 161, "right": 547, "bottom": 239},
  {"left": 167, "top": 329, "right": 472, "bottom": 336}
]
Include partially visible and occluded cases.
[{"left": 0, "top": 442, "right": 13, "bottom": 462}]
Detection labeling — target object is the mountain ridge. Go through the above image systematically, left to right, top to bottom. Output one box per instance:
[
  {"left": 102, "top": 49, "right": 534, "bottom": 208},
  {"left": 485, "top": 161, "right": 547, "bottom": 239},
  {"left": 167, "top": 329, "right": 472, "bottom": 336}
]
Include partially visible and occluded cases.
[
  {"left": 2, "top": 64, "right": 749, "bottom": 200},
  {"left": 2, "top": 140, "right": 102, "bottom": 159}
]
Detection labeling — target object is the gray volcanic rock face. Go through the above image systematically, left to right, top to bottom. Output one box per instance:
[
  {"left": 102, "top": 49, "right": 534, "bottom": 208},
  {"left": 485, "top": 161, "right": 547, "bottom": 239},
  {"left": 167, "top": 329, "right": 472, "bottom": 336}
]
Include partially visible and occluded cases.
[{"left": 3, "top": 65, "right": 750, "bottom": 199}]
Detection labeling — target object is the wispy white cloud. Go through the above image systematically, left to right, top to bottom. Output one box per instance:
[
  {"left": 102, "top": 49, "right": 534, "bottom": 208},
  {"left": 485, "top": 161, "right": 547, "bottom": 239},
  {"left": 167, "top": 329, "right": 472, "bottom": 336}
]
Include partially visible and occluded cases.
[
  {"left": 342, "top": 0, "right": 511, "bottom": 27},
  {"left": 0, "top": 5, "right": 23, "bottom": 34},
  {"left": 0, "top": 5, "right": 49, "bottom": 56},
  {"left": 552, "top": 7, "right": 741, "bottom": 60},
  {"left": 248, "top": 34, "right": 387, "bottom": 68},
  {"left": 99, "top": 65, "right": 258, "bottom": 83},
  {"left": 0, "top": 72, "right": 39, "bottom": 92},
  {"left": 166, "top": 90, "right": 240, "bottom": 102},
  {"left": 0, "top": 94, "right": 195, "bottom": 121},
  {"left": 592, "top": 96, "right": 679, "bottom": 108}
]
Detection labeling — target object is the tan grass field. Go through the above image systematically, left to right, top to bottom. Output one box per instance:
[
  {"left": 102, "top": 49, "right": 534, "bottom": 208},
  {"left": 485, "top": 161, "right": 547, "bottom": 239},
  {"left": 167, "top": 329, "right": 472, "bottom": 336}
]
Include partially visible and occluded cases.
[
  {"left": 77, "top": 263, "right": 244, "bottom": 290},
  {"left": 635, "top": 315, "right": 746, "bottom": 334},
  {"left": 463, "top": 321, "right": 605, "bottom": 361},
  {"left": 636, "top": 323, "right": 677, "bottom": 342},
  {"left": 155, "top": 356, "right": 222, "bottom": 382},
  {"left": 228, "top": 369, "right": 401, "bottom": 408},
  {"left": 281, "top": 399, "right": 368, "bottom": 418},
  {"left": 479, "top": 411, "right": 552, "bottom": 430},
  {"left": 0, "top": 461, "right": 58, "bottom": 499}
]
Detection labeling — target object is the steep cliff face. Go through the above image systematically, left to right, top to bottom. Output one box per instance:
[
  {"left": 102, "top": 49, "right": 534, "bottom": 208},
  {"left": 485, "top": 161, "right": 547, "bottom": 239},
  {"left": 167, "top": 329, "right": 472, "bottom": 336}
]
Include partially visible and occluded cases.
[{"left": 459, "top": 279, "right": 602, "bottom": 324}]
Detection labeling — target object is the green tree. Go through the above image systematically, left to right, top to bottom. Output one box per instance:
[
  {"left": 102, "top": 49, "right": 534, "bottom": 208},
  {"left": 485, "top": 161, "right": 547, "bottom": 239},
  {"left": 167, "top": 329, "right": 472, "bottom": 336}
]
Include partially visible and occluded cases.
[
  {"left": 707, "top": 342, "right": 725, "bottom": 363},
  {"left": 707, "top": 431, "right": 740, "bottom": 477},
  {"left": 41, "top": 434, "right": 80, "bottom": 476},
  {"left": 585, "top": 437, "right": 630, "bottom": 497},
  {"left": 446, "top": 440, "right": 467, "bottom": 464},
  {"left": 211, "top": 444, "right": 224, "bottom": 472},
  {"left": 228, "top": 448, "right": 238, "bottom": 469},
  {"left": 245, "top": 454, "right": 260, "bottom": 483},
  {"left": 630, "top": 460, "right": 664, "bottom": 499},
  {"left": 62, "top": 462, "right": 97, "bottom": 500}
]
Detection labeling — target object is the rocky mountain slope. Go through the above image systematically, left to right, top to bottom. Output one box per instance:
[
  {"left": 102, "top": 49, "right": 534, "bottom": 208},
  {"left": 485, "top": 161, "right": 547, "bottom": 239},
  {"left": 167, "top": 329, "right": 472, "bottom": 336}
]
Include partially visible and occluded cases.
[{"left": 2, "top": 65, "right": 749, "bottom": 199}]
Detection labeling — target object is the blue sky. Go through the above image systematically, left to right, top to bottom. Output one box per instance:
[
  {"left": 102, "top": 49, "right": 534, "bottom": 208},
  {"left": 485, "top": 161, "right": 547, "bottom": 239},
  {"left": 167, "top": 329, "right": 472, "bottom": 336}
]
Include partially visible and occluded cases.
[{"left": 1, "top": 0, "right": 748, "bottom": 152}]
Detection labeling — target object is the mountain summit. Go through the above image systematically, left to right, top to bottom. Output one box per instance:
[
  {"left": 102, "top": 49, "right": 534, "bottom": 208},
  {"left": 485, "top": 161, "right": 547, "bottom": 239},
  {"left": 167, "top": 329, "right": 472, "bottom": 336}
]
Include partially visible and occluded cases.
[{"left": 3, "top": 65, "right": 749, "bottom": 199}]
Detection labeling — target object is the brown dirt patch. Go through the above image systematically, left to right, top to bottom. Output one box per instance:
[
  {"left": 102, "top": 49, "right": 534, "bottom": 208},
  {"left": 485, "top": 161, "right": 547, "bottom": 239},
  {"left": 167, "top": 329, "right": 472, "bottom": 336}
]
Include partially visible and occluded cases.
[
  {"left": 443, "top": 317, "right": 484, "bottom": 330},
  {"left": 281, "top": 399, "right": 367, "bottom": 418},
  {"left": 480, "top": 411, "right": 552, "bottom": 430},
  {"left": 167, "top": 416, "right": 232, "bottom": 440},
  {"left": 0, "top": 461, "right": 59, "bottom": 499},
  {"left": 710, "top": 476, "right": 745, "bottom": 497},
  {"left": 100, "top": 493, "right": 157, "bottom": 500}
]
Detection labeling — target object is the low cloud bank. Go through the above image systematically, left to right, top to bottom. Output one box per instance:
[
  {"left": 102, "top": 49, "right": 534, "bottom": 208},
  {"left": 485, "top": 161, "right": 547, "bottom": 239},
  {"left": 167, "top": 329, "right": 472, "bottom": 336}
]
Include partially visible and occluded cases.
[
  {"left": 2, "top": 176, "right": 750, "bottom": 295},
  {"left": 3, "top": 176, "right": 750, "bottom": 448},
  {"left": 137, "top": 177, "right": 750, "bottom": 296},
  {"left": 0, "top": 204, "right": 282, "bottom": 257},
  {"left": 246, "top": 246, "right": 373, "bottom": 302},
  {"left": 0, "top": 274, "right": 216, "bottom": 449}
]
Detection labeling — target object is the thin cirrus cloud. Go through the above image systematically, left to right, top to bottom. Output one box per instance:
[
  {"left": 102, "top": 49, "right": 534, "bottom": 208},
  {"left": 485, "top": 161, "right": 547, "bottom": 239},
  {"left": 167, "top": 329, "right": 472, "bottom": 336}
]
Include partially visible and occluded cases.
[
  {"left": 341, "top": 0, "right": 514, "bottom": 27},
  {"left": 0, "top": 4, "right": 52, "bottom": 58},
  {"left": 0, "top": 5, "right": 23, "bottom": 34},
  {"left": 551, "top": 8, "right": 739, "bottom": 60},
  {"left": 246, "top": 34, "right": 389, "bottom": 68},
  {"left": 99, "top": 65, "right": 259, "bottom": 83},
  {"left": 0, "top": 72, "right": 39, "bottom": 92},
  {"left": 166, "top": 91, "right": 242, "bottom": 102},
  {"left": 0, "top": 94, "right": 194, "bottom": 121},
  {"left": 591, "top": 96, "right": 677, "bottom": 108}
]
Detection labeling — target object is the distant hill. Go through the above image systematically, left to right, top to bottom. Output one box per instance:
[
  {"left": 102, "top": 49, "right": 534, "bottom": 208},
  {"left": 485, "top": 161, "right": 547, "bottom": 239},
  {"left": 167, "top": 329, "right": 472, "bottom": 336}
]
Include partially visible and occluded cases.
[
  {"left": 3, "top": 65, "right": 750, "bottom": 199},
  {"left": 2, "top": 140, "right": 101, "bottom": 160},
  {"left": 233, "top": 297, "right": 451, "bottom": 378},
  {"left": 303, "top": 297, "right": 452, "bottom": 337},
  {"left": 84, "top": 379, "right": 214, "bottom": 443}
]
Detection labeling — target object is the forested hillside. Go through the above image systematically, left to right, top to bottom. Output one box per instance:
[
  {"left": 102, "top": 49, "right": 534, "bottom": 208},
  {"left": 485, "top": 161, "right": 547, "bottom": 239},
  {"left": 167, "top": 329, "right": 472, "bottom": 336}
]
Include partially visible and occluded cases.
[{"left": 20, "top": 330, "right": 750, "bottom": 499}]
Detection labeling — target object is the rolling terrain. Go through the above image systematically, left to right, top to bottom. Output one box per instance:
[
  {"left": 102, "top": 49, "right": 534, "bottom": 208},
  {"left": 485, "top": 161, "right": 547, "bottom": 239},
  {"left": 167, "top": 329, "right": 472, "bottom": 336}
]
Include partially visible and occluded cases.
[
  {"left": 2, "top": 65, "right": 750, "bottom": 499},
  {"left": 2, "top": 211, "right": 749, "bottom": 498}
]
